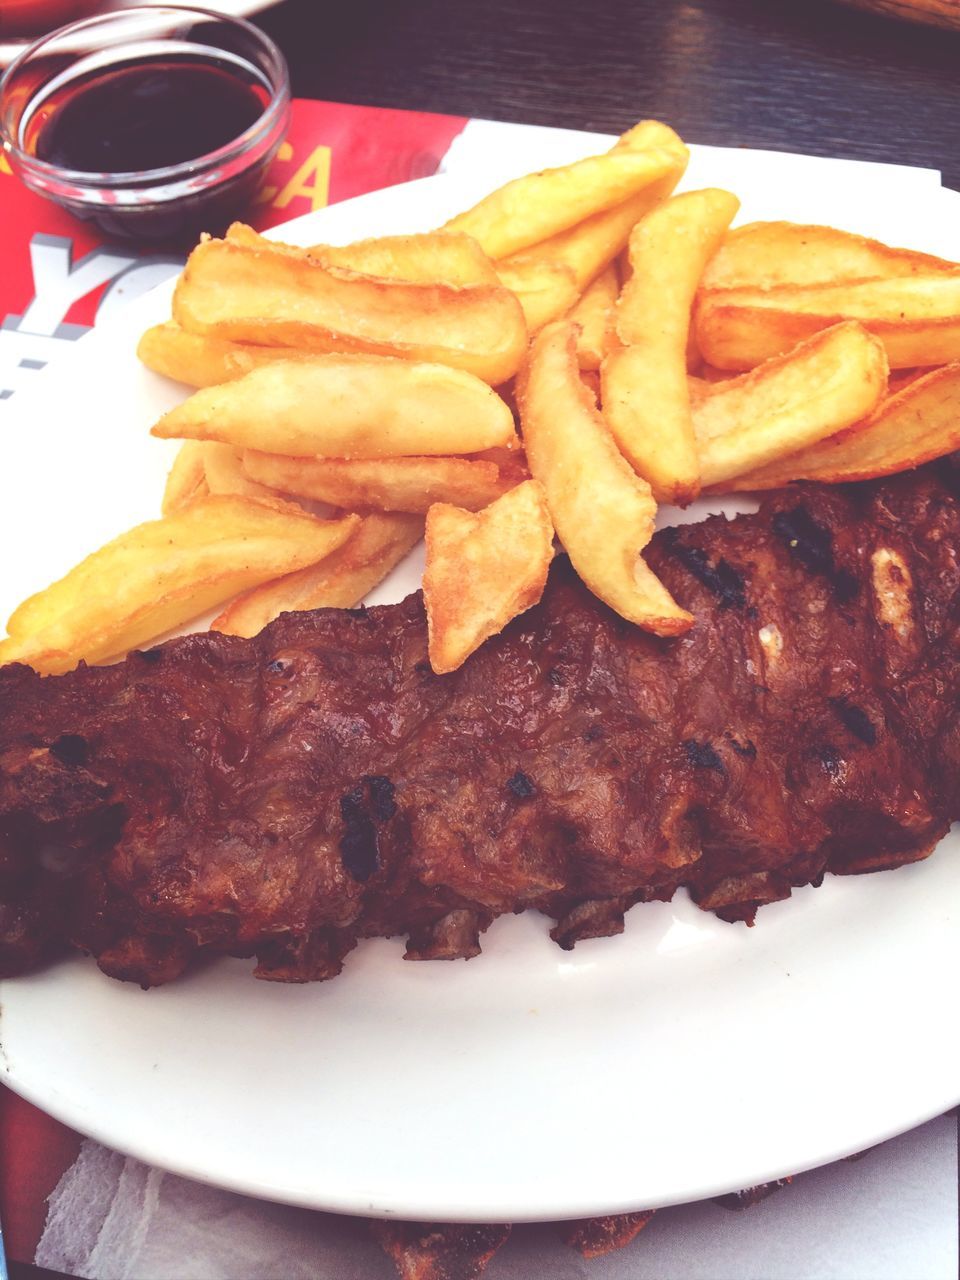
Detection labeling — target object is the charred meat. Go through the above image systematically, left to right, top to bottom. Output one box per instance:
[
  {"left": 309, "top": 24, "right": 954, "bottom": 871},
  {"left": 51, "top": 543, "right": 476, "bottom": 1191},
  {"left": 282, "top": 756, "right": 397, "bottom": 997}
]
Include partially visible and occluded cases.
[{"left": 3, "top": 468, "right": 960, "bottom": 987}]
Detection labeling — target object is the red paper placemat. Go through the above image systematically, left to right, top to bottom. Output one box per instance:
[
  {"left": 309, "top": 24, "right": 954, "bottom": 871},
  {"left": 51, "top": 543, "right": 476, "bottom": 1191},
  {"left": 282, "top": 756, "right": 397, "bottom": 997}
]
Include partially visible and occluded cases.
[{"left": 0, "top": 98, "right": 467, "bottom": 401}]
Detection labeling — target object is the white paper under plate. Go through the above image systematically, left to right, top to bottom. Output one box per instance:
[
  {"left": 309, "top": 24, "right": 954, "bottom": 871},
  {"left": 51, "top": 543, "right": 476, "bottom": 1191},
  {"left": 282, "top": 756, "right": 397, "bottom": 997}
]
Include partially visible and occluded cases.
[{"left": 1, "top": 152, "right": 959, "bottom": 1221}]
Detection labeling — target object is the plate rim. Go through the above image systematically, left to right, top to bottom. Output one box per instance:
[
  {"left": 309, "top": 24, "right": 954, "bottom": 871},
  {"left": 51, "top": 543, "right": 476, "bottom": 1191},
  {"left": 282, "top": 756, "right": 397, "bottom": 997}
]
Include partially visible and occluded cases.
[{"left": 2, "top": 161, "right": 960, "bottom": 1223}]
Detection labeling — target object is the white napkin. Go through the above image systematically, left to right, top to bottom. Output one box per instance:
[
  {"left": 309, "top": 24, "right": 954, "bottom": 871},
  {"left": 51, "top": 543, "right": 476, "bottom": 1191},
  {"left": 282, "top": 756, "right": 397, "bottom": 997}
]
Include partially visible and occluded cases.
[{"left": 34, "top": 1114, "right": 957, "bottom": 1279}]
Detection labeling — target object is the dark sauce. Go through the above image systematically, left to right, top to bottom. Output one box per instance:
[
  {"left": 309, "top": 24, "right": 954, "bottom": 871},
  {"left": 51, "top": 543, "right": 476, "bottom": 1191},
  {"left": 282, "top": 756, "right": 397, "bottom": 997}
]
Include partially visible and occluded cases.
[
  {"left": 20, "top": 56, "right": 280, "bottom": 244},
  {"left": 30, "top": 59, "right": 267, "bottom": 173}
]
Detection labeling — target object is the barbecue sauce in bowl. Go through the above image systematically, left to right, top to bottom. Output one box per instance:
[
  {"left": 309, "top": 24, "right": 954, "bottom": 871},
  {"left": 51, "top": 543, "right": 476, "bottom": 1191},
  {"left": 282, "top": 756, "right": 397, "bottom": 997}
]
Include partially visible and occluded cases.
[
  {"left": 0, "top": 7, "right": 291, "bottom": 244},
  {"left": 28, "top": 59, "right": 267, "bottom": 174}
]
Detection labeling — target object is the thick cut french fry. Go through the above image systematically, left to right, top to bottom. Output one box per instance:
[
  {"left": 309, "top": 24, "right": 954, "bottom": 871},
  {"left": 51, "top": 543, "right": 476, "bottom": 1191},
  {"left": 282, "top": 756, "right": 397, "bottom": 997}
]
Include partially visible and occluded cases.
[
  {"left": 613, "top": 120, "right": 688, "bottom": 158},
  {"left": 441, "top": 147, "right": 682, "bottom": 260},
  {"left": 518, "top": 163, "right": 686, "bottom": 292},
  {"left": 602, "top": 189, "right": 740, "bottom": 505},
  {"left": 701, "top": 221, "right": 960, "bottom": 292},
  {"left": 227, "top": 223, "right": 501, "bottom": 287},
  {"left": 319, "top": 232, "right": 499, "bottom": 285},
  {"left": 173, "top": 234, "right": 527, "bottom": 386},
  {"left": 493, "top": 256, "right": 580, "bottom": 333},
  {"left": 565, "top": 264, "right": 618, "bottom": 370},
  {"left": 696, "top": 276, "right": 960, "bottom": 370},
  {"left": 519, "top": 320, "right": 692, "bottom": 636},
  {"left": 139, "top": 321, "right": 323, "bottom": 388},
  {"left": 691, "top": 321, "right": 889, "bottom": 487},
  {"left": 152, "top": 357, "right": 518, "bottom": 459},
  {"left": 717, "top": 363, "right": 960, "bottom": 491},
  {"left": 161, "top": 440, "right": 208, "bottom": 514},
  {"left": 201, "top": 442, "right": 280, "bottom": 502},
  {"left": 243, "top": 450, "right": 509, "bottom": 513},
  {"left": 424, "top": 480, "right": 554, "bottom": 674},
  {"left": 1, "top": 498, "right": 361, "bottom": 674},
  {"left": 212, "top": 512, "right": 424, "bottom": 638}
]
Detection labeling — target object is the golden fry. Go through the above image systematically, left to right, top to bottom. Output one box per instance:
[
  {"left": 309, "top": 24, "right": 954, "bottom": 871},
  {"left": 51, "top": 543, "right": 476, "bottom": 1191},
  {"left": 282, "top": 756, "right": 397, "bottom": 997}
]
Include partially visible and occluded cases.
[
  {"left": 613, "top": 120, "right": 688, "bottom": 156},
  {"left": 442, "top": 147, "right": 682, "bottom": 260},
  {"left": 518, "top": 165, "right": 685, "bottom": 292},
  {"left": 602, "top": 189, "right": 740, "bottom": 505},
  {"left": 701, "top": 221, "right": 960, "bottom": 292},
  {"left": 227, "top": 223, "right": 500, "bottom": 287},
  {"left": 319, "top": 231, "right": 499, "bottom": 285},
  {"left": 173, "top": 233, "right": 527, "bottom": 386},
  {"left": 494, "top": 256, "right": 580, "bottom": 333},
  {"left": 566, "top": 264, "right": 618, "bottom": 370},
  {"left": 696, "top": 275, "right": 960, "bottom": 370},
  {"left": 519, "top": 320, "right": 692, "bottom": 636},
  {"left": 139, "top": 321, "right": 323, "bottom": 388},
  {"left": 691, "top": 321, "right": 889, "bottom": 487},
  {"left": 152, "top": 357, "right": 518, "bottom": 459},
  {"left": 718, "top": 363, "right": 960, "bottom": 490},
  {"left": 161, "top": 440, "right": 208, "bottom": 514},
  {"left": 201, "top": 442, "right": 280, "bottom": 502},
  {"left": 243, "top": 450, "right": 509, "bottom": 513},
  {"left": 424, "top": 479, "right": 554, "bottom": 674},
  {"left": 1, "top": 498, "right": 361, "bottom": 674},
  {"left": 212, "top": 512, "right": 424, "bottom": 638}
]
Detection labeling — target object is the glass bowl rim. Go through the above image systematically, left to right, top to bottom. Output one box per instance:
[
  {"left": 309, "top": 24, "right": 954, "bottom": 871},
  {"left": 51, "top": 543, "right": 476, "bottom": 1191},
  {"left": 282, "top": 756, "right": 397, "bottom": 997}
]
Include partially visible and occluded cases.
[{"left": 0, "top": 3, "right": 291, "bottom": 190}]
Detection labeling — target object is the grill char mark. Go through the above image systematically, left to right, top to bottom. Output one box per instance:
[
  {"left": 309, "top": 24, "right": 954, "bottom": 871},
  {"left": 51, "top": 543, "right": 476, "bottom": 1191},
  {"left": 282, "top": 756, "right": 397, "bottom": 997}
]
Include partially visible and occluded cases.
[
  {"left": 772, "top": 506, "right": 859, "bottom": 602},
  {"left": 661, "top": 530, "right": 747, "bottom": 610}
]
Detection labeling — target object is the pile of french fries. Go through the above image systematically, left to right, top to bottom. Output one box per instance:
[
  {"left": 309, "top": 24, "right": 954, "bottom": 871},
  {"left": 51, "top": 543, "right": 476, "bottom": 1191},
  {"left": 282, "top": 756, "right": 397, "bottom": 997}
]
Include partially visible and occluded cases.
[{"left": 5, "top": 118, "right": 960, "bottom": 678}]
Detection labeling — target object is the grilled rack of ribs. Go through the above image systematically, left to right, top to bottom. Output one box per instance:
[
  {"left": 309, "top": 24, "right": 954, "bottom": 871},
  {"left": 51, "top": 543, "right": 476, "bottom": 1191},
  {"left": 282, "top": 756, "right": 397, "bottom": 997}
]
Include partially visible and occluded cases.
[{"left": 3, "top": 465, "right": 960, "bottom": 987}]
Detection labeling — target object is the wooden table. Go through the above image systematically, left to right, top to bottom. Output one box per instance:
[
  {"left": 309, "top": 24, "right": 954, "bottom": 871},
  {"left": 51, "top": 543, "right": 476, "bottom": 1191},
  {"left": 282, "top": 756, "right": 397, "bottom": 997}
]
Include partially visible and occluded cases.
[{"left": 257, "top": 0, "right": 960, "bottom": 189}]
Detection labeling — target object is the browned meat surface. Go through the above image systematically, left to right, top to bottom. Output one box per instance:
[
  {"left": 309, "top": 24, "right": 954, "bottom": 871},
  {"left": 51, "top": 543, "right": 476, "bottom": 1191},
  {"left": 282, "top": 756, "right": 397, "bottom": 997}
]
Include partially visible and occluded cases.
[
  {"left": 3, "top": 466, "right": 960, "bottom": 987},
  {"left": 560, "top": 1212, "right": 656, "bottom": 1258},
  {"left": 371, "top": 1221, "right": 512, "bottom": 1280}
]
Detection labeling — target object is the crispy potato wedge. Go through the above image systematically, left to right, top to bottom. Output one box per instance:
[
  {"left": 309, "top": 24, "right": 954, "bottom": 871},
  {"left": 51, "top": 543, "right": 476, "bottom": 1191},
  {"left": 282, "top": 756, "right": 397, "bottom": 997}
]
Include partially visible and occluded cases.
[
  {"left": 613, "top": 119, "right": 689, "bottom": 158},
  {"left": 513, "top": 122, "right": 687, "bottom": 291},
  {"left": 441, "top": 147, "right": 682, "bottom": 260},
  {"left": 519, "top": 163, "right": 686, "bottom": 292},
  {"left": 602, "top": 189, "right": 740, "bottom": 505},
  {"left": 701, "top": 221, "right": 960, "bottom": 292},
  {"left": 227, "top": 222, "right": 500, "bottom": 287},
  {"left": 227, "top": 223, "right": 501, "bottom": 287},
  {"left": 319, "top": 231, "right": 499, "bottom": 285},
  {"left": 172, "top": 234, "right": 527, "bottom": 386},
  {"left": 494, "top": 255, "right": 580, "bottom": 333},
  {"left": 566, "top": 264, "right": 619, "bottom": 370},
  {"left": 696, "top": 276, "right": 960, "bottom": 370},
  {"left": 519, "top": 320, "right": 692, "bottom": 635},
  {"left": 139, "top": 321, "right": 324, "bottom": 388},
  {"left": 691, "top": 321, "right": 889, "bottom": 487},
  {"left": 153, "top": 357, "right": 518, "bottom": 459},
  {"left": 717, "top": 362, "right": 960, "bottom": 490},
  {"left": 161, "top": 440, "right": 208, "bottom": 514},
  {"left": 202, "top": 442, "right": 280, "bottom": 502},
  {"left": 243, "top": 450, "right": 509, "bottom": 513},
  {"left": 424, "top": 479, "right": 554, "bottom": 673},
  {"left": 1, "top": 497, "right": 361, "bottom": 674},
  {"left": 212, "top": 512, "right": 424, "bottom": 638}
]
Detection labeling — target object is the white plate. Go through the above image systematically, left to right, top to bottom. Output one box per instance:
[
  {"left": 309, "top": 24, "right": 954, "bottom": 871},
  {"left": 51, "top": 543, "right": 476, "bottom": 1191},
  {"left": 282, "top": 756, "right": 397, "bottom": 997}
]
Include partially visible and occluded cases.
[{"left": 2, "top": 158, "right": 960, "bottom": 1223}]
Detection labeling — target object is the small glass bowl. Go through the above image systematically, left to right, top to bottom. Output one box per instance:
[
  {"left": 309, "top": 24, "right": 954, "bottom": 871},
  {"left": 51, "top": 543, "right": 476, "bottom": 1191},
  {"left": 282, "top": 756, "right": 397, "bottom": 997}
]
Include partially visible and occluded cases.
[{"left": 0, "top": 5, "right": 291, "bottom": 244}]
